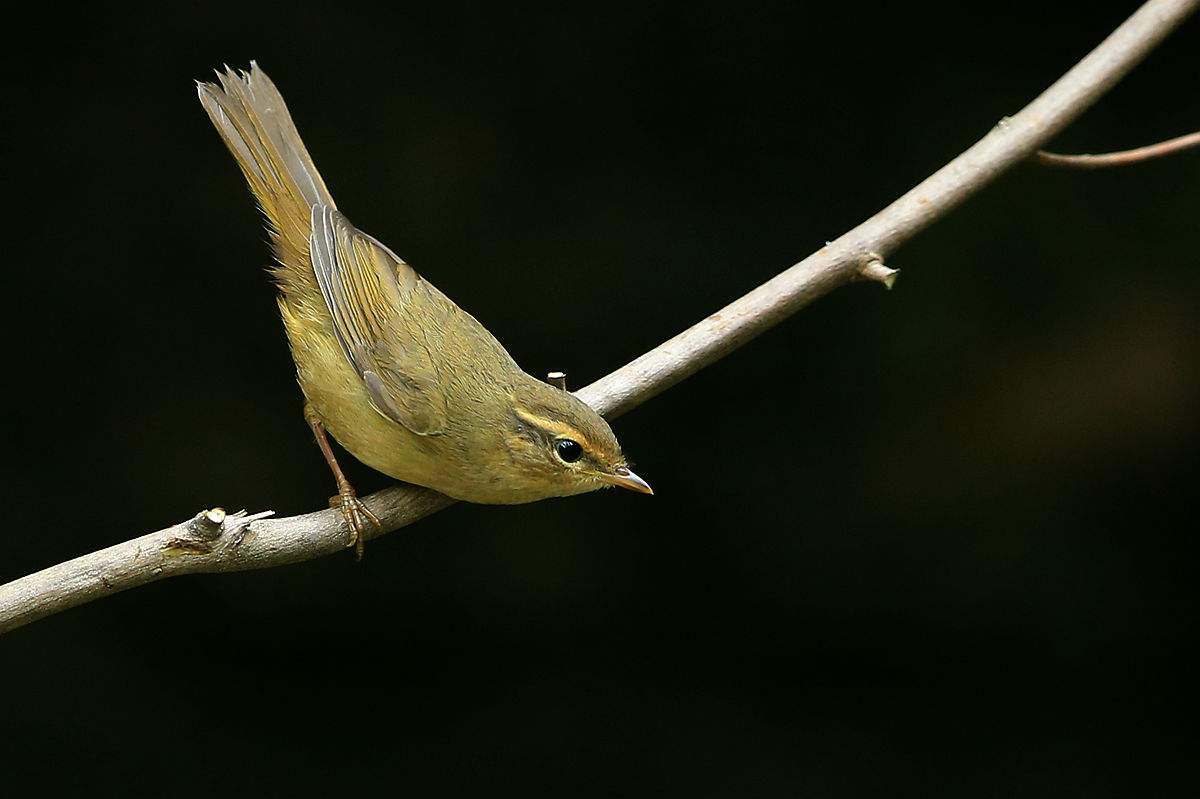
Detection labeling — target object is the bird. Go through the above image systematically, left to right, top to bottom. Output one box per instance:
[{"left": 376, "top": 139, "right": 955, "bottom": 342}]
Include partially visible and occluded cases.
[{"left": 197, "top": 62, "right": 651, "bottom": 557}]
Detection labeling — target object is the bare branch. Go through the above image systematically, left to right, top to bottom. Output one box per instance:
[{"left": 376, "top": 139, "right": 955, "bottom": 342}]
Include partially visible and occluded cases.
[
  {"left": 2, "top": 0, "right": 1195, "bottom": 636},
  {"left": 1036, "top": 130, "right": 1200, "bottom": 168}
]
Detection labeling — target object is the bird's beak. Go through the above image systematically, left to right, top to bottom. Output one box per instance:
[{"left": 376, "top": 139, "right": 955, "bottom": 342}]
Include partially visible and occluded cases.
[{"left": 602, "top": 466, "right": 654, "bottom": 495}]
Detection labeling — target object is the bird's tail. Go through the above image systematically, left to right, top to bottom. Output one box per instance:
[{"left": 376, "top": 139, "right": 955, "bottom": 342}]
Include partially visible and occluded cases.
[{"left": 197, "top": 62, "right": 332, "bottom": 304}]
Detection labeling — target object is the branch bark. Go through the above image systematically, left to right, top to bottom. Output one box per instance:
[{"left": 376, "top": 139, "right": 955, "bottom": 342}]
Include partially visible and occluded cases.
[{"left": 2, "top": 0, "right": 1195, "bottom": 636}]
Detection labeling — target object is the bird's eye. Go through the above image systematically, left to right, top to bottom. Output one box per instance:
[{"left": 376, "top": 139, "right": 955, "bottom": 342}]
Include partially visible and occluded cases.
[{"left": 555, "top": 439, "right": 583, "bottom": 463}]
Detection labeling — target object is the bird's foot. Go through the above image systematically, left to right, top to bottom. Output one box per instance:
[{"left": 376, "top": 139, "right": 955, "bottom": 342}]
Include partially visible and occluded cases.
[{"left": 329, "top": 486, "right": 380, "bottom": 560}]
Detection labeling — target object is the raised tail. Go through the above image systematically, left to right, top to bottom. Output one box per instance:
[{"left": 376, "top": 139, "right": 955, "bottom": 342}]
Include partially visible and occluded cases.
[{"left": 197, "top": 62, "right": 333, "bottom": 305}]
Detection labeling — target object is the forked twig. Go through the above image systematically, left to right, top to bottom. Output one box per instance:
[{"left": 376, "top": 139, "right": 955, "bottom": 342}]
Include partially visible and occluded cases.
[{"left": 1037, "top": 130, "right": 1200, "bottom": 168}]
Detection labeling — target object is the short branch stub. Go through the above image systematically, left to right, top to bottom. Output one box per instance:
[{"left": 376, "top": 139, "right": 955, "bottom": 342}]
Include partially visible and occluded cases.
[
  {"left": 860, "top": 260, "right": 900, "bottom": 290},
  {"left": 189, "top": 507, "right": 227, "bottom": 540}
]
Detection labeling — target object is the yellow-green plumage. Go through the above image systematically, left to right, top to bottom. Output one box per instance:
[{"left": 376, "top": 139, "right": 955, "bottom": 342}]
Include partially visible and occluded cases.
[{"left": 197, "top": 63, "right": 649, "bottom": 506}]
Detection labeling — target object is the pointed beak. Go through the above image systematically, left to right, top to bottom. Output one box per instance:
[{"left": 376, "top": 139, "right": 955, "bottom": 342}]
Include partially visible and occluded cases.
[{"left": 601, "top": 466, "right": 654, "bottom": 495}]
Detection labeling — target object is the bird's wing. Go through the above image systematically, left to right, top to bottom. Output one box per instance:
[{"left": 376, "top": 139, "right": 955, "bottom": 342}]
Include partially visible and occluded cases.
[{"left": 309, "top": 204, "right": 448, "bottom": 435}]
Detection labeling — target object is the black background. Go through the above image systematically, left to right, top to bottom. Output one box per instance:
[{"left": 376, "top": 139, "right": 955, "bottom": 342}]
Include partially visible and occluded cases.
[{"left": 3, "top": 1, "right": 1198, "bottom": 795}]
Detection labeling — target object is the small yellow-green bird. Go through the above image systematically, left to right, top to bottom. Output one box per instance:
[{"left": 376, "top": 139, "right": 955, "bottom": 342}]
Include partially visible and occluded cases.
[{"left": 198, "top": 63, "right": 651, "bottom": 556}]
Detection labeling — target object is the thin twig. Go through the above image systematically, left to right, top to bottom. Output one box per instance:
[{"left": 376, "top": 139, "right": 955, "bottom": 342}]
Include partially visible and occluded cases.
[
  {"left": 1, "top": 0, "right": 1196, "bottom": 636},
  {"left": 1036, "top": 130, "right": 1200, "bottom": 168}
]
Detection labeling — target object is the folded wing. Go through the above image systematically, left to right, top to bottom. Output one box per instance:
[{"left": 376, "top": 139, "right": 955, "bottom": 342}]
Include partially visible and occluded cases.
[{"left": 309, "top": 204, "right": 449, "bottom": 435}]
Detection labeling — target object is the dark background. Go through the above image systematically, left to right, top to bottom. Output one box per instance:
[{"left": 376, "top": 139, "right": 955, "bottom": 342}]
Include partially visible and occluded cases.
[{"left": 2, "top": 1, "right": 1197, "bottom": 795}]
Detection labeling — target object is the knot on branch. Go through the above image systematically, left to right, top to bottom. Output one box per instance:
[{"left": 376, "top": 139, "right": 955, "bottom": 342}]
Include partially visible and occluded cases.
[{"left": 165, "top": 508, "right": 275, "bottom": 554}]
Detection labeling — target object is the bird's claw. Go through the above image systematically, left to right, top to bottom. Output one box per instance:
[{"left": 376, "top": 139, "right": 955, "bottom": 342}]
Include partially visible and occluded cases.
[{"left": 329, "top": 487, "right": 380, "bottom": 560}]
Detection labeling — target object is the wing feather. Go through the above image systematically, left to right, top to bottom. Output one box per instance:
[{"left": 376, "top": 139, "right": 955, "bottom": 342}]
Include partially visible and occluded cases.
[{"left": 309, "top": 205, "right": 448, "bottom": 435}]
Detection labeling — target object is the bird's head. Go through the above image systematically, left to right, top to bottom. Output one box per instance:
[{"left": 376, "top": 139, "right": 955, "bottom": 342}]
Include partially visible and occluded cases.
[{"left": 501, "top": 377, "right": 652, "bottom": 500}]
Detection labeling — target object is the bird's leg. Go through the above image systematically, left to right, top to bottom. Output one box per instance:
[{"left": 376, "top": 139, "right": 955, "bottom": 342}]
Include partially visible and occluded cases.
[{"left": 304, "top": 403, "right": 380, "bottom": 559}]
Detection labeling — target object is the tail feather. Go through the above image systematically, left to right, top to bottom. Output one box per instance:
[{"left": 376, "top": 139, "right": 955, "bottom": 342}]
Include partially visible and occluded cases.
[{"left": 198, "top": 62, "right": 332, "bottom": 310}]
